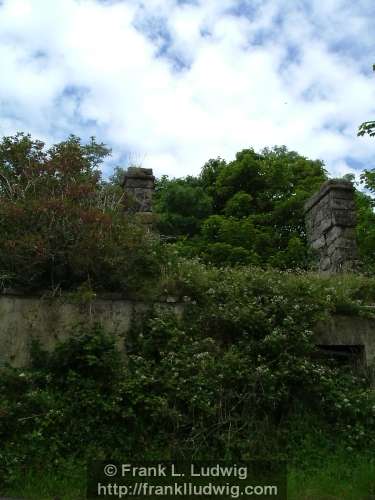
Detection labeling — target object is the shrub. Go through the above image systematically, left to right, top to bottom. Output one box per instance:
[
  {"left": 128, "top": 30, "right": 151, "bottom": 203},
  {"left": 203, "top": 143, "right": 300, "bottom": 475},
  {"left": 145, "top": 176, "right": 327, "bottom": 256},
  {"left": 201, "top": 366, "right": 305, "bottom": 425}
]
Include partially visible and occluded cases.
[
  {"left": 0, "top": 133, "right": 163, "bottom": 294},
  {"left": 2, "top": 267, "right": 375, "bottom": 487}
]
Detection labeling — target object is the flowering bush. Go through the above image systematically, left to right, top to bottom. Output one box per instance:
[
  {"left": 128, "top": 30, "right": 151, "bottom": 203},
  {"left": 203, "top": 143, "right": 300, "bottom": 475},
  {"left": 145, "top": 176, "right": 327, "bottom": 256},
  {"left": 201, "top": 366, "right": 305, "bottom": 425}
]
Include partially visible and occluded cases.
[{"left": 1, "top": 266, "right": 375, "bottom": 485}]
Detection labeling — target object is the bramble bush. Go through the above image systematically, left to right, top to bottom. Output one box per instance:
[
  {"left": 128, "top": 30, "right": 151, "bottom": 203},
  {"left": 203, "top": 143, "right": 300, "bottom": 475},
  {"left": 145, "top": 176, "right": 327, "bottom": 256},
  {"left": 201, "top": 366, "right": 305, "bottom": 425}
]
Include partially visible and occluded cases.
[
  {"left": 1, "top": 133, "right": 375, "bottom": 495},
  {"left": 1, "top": 266, "right": 375, "bottom": 487}
]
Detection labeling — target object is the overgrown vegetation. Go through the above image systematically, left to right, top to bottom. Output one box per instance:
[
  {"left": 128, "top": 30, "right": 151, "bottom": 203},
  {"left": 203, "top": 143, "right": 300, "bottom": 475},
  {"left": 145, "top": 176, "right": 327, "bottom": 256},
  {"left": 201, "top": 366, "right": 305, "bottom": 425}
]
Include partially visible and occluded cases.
[
  {"left": 1, "top": 132, "right": 375, "bottom": 498},
  {"left": 0, "top": 133, "right": 163, "bottom": 294},
  {"left": 1, "top": 133, "right": 375, "bottom": 291},
  {"left": 153, "top": 146, "right": 328, "bottom": 269},
  {"left": 149, "top": 147, "right": 375, "bottom": 272},
  {"left": 1, "top": 266, "right": 375, "bottom": 497}
]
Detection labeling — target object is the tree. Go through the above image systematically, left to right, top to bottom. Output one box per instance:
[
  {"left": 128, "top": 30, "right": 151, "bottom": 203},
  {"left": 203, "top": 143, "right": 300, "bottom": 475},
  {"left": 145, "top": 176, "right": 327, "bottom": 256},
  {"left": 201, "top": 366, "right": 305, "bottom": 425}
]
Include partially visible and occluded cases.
[
  {"left": 357, "top": 64, "right": 375, "bottom": 137},
  {"left": 358, "top": 121, "right": 375, "bottom": 137},
  {"left": 0, "top": 133, "right": 161, "bottom": 292},
  {"left": 155, "top": 145, "right": 327, "bottom": 269},
  {"left": 154, "top": 177, "right": 213, "bottom": 236},
  {"left": 355, "top": 190, "right": 375, "bottom": 272}
]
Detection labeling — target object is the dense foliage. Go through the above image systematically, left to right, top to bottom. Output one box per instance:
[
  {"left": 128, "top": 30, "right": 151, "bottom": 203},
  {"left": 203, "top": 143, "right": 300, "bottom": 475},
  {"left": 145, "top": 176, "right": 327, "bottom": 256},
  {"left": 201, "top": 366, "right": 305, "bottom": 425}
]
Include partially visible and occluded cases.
[
  {"left": 1, "top": 132, "right": 375, "bottom": 497},
  {"left": 1, "top": 132, "right": 375, "bottom": 283},
  {"left": 0, "top": 133, "right": 162, "bottom": 294},
  {"left": 154, "top": 147, "right": 328, "bottom": 268},
  {"left": 154, "top": 148, "right": 375, "bottom": 271},
  {"left": 355, "top": 190, "right": 375, "bottom": 272},
  {"left": 1, "top": 266, "right": 375, "bottom": 489}
]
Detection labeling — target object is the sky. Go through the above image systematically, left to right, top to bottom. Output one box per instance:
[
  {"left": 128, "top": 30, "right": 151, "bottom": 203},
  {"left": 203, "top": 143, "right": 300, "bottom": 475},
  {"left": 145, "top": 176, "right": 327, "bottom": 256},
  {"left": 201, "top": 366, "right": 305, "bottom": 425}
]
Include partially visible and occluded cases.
[{"left": 1, "top": 0, "right": 375, "bottom": 180}]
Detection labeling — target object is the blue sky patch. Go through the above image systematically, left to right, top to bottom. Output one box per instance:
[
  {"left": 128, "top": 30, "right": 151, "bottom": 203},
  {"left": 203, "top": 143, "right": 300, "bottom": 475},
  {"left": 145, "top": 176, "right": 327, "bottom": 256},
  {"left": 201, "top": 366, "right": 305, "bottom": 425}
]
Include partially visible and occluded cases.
[
  {"left": 0, "top": 0, "right": 374, "bottom": 179},
  {"left": 226, "top": 0, "right": 259, "bottom": 20}
]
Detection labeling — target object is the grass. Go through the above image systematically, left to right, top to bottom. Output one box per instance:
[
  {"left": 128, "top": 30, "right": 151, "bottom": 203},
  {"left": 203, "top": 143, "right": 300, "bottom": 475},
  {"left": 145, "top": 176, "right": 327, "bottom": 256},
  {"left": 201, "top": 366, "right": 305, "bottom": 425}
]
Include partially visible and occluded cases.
[
  {"left": 3, "top": 452, "right": 375, "bottom": 500},
  {"left": 288, "top": 453, "right": 375, "bottom": 500},
  {"left": 3, "top": 460, "right": 86, "bottom": 500}
]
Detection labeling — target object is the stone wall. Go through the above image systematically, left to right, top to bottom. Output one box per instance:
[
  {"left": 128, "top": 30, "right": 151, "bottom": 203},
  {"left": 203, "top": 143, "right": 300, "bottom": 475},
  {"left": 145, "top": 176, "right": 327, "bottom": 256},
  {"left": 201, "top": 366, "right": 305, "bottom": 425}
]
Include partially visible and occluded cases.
[
  {"left": 304, "top": 179, "right": 358, "bottom": 272},
  {"left": 0, "top": 294, "right": 182, "bottom": 368},
  {"left": 1, "top": 294, "right": 374, "bottom": 369}
]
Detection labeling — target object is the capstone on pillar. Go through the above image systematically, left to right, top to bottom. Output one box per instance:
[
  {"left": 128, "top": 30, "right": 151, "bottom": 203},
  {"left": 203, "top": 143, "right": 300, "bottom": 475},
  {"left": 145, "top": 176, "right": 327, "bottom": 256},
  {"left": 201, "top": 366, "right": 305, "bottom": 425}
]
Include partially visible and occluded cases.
[{"left": 304, "top": 179, "right": 359, "bottom": 273}]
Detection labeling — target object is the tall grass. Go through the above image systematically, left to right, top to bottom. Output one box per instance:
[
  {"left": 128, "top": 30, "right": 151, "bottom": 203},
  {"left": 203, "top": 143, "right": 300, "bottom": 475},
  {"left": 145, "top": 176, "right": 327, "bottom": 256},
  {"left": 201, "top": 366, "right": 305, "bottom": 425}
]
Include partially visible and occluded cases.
[
  {"left": 4, "top": 451, "right": 375, "bottom": 500},
  {"left": 288, "top": 451, "right": 375, "bottom": 499}
]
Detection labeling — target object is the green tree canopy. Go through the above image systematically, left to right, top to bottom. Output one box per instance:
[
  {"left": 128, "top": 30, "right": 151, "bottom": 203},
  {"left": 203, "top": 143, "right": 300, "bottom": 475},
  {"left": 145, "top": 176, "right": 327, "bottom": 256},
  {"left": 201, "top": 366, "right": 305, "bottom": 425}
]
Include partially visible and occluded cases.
[
  {"left": 155, "top": 145, "right": 327, "bottom": 268},
  {"left": 154, "top": 177, "right": 213, "bottom": 236}
]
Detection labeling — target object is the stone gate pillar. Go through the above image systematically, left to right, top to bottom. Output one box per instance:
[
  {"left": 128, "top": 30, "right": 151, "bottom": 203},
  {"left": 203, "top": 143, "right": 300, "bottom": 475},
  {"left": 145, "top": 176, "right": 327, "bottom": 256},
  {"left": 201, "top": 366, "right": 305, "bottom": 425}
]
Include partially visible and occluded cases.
[
  {"left": 122, "top": 167, "right": 155, "bottom": 226},
  {"left": 123, "top": 167, "right": 155, "bottom": 212},
  {"left": 304, "top": 179, "right": 359, "bottom": 273}
]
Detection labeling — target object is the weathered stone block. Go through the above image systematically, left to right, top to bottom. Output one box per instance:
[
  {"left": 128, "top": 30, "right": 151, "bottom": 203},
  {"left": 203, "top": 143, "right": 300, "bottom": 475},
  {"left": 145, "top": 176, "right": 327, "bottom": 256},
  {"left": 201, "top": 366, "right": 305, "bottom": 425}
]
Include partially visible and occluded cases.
[
  {"left": 125, "top": 178, "right": 155, "bottom": 189},
  {"left": 330, "top": 188, "right": 355, "bottom": 200},
  {"left": 330, "top": 197, "right": 355, "bottom": 210},
  {"left": 332, "top": 209, "right": 356, "bottom": 227},
  {"left": 310, "top": 217, "right": 333, "bottom": 239},
  {"left": 325, "top": 226, "right": 356, "bottom": 247},
  {"left": 311, "top": 235, "right": 326, "bottom": 250},
  {"left": 327, "top": 237, "right": 357, "bottom": 256},
  {"left": 330, "top": 246, "right": 358, "bottom": 266},
  {"left": 319, "top": 256, "right": 332, "bottom": 271}
]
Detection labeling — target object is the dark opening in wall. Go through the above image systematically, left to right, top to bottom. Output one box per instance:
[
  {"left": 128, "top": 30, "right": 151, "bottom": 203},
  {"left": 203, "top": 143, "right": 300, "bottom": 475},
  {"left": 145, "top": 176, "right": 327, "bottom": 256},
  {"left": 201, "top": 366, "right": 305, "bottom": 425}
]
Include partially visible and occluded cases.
[{"left": 315, "top": 344, "right": 365, "bottom": 367}]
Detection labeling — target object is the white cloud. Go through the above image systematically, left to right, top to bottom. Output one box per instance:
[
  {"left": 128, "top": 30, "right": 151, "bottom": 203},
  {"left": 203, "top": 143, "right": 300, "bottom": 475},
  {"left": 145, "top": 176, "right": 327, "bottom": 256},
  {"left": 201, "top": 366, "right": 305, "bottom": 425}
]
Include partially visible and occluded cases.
[{"left": 0, "top": 0, "right": 375, "bottom": 180}]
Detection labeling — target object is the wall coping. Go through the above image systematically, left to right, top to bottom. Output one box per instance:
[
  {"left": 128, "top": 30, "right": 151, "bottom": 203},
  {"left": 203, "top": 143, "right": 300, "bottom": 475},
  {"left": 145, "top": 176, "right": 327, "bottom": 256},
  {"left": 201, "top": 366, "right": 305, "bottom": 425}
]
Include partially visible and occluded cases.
[{"left": 0, "top": 290, "right": 181, "bottom": 304}]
